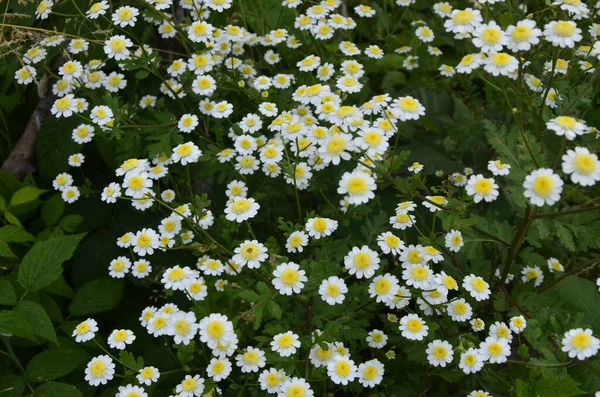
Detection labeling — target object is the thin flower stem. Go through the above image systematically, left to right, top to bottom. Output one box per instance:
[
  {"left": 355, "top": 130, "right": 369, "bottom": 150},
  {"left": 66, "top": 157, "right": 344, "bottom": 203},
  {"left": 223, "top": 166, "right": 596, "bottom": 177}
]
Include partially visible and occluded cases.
[{"left": 530, "top": 205, "right": 600, "bottom": 218}]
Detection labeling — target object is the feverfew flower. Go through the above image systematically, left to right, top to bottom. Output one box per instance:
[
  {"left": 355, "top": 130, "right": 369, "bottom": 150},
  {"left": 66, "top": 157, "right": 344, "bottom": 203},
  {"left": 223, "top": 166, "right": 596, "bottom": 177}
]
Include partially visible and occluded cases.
[
  {"left": 544, "top": 20, "right": 582, "bottom": 48},
  {"left": 547, "top": 116, "right": 587, "bottom": 140},
  {"left": 561, "top": 147, "right": 599, "bottom": 186},
  {"left": 488, "top": 159, "right": 511, "bottom": 176},
  {"left": 523, "top": 168, "right": 563, "bottom": 206},
  {"left": 337, "top": 171, "right": 376, "bottom": 205},
  {"left": 465, "top": 174, "right": 499, "bottom": 203},
  {"left": 225, "top": 197, "right": 260, "bottom": 222},
  {"left": 445, "top": 230, "right": 464, "bottom": 252},
  {"left": 344, "top": 246, "right": 380, "bottom": 279},
  {"left": 272, "top": 262, "right": 307, "bottom": 295},
  {"left": 463, "top": 274, "right": 491, "bottom": 301},
  {"left": 319, "top": 276, "right": 348, "bottom": 305},
  {"left": 399, "top": 314, "right": 429, "bottom": 340},
  {"left": 72, "top": 318, "right": 98, "bottom": 342},
  {"left": 561, "top": 328, "right": 600, "bottom": 360},
  {"left": 107, "top": 329, "right": 135, "bottom": 350},
  {"left": 271, "top": 331, "right": 300, "bottom": 357},
  {"left": 479, "top": 336, "right": 511, "bottom": 363},
  {"left": 426, "top": 340, "right": 454, "bottom": 367},
  {"left": 85, "top": 355, "right": 115, "bottom": 386}
]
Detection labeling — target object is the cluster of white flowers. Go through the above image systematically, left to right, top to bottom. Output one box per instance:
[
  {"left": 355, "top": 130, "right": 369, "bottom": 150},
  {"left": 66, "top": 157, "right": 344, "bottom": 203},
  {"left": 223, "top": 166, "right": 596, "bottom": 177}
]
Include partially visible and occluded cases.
[{"left": 13, "top": 0, "right": 600, "bottom": 394}]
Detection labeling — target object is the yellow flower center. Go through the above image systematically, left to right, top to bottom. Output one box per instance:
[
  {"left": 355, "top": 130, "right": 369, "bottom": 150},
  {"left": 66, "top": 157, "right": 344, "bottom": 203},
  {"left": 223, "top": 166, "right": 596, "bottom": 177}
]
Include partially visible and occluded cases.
[
  {"left": 452, "top": 10, "right": 473, "bottom": 24},
  {"left": 553, "top": 21, "right": 575, "bottom": 36},
  {"left": 573, "top": 153, "right": 596, "bottom": 174},
  {"left": 531, "top": 175, "right": 554, "bottom": 197},
  {"left": 474, "top": 178, "right": 493, "bottom": 194},
  {"left": 232, "top": 199, "right": 251, "bottom": 214},
  {"left": 280, "top": 268, "right": 299, "bottom": 285},
  {"left": 406, "top": 319, "right": 422, "bottom": 332},
  {"left": 571, "top": 332, "right": 591, "bottom": 348},
  {"left": 90, "top": 361, "right": 106, "bottom": 377}
]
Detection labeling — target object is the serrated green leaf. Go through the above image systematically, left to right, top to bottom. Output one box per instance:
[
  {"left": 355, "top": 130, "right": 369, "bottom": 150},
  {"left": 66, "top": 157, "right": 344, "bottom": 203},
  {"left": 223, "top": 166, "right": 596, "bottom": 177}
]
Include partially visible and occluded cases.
[
  {"left": 554, "top": 223, "right": 575, "bottom": 252},
  {"left": 18, "top": 233, "right": 86, "bottom": 291},
  {"left": 69, "top": 278, "right": 124, "bottom": 316},
  {"left": 239, "top": 290, "right": 261, "bottom": 302},
  {"left": 266, "top": 300, "right": 282, "bottom": 320},
  {"left": 15, "top": 301, "right": 57, "bottom": 344},
  {"left": 119, "top": 351, "right": 144, "bottom": 373},
  {"left": 535, "top": 371, "right": 584, "bottom": 397}
]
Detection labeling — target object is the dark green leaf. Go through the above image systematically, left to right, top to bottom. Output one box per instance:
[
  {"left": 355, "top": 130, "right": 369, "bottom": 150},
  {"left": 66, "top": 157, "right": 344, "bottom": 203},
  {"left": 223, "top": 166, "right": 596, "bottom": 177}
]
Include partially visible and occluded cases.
[
  {"left": 41, "top": 194, "right": 65, "bottom": 228},
  {"left": 69, "top": 279, "right": 124, "bottom": 316},
  {"left": 0, "top": 280, "right": 17, "bottom": 305},
  {"left": 15, "top": 301, "right": 57, "bottom": 344},
  {"left": 0, "top": 310, "right": 36, "bottom": 341},
  {"left": 25, "top": 348, "right": 89, "bottom": 382},
  {"left": 535, "top": 371, "right": 584, "bottom": 397},
  {"left": 0, "top": 375, "right": 26, "bottom": 397},
  {"left": 34, "top": 382, "right": 83, "bottom": 397}
]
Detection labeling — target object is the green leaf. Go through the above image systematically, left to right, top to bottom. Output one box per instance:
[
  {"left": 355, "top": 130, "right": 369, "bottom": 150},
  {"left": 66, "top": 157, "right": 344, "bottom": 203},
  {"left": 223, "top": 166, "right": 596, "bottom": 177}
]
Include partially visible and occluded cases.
[
  {"left": 9, "top": 186, "right": 46, "bottom": 207},
  {"left": 41, "top": 194, "right": 65, "bottom": 228},
  {"left": 5, "top": 212, "right": 22, "bottom": 227},
  {"left": 59, "top": 215, "right": 83, "bottom": 233},
  {"left": 554, "top": 223, "right": 575, "bottom": 252},
  {"left": 0, "top": 225, "right": 34, "bottom": 243},
  {"left": 18, "top": 233, "right": 86, "bottom": 291},
  {"left": 0, "top": 241, "right": 16, "bottom": 258},
  {"left": 43, "top": 276, "right": 74, "bottom": 298},
  {"left": 548, "top": 276, "right": 600, "bottom": 330},
  {"left": 69, "top": 278, "right": 124, "bottom": 316},
  {"left": 0, "top": 280, "right": 17, "bottom": 305},
  {"left": 239, "top": 290, "right": 261, "bottom": 302},
  {"left": 266, "top": 300, "right": 282, "bottom": 320},
  {"left": 15, "top": 301, "right": 57, "bottom": 344},
  {"left": 0, "top": 310, "right": 36, "bottom": 341},
  {"left": 176, "top": 341, "right": 196, "bottom": 366},
  {"left": 25, "top": 348, "right": 89, "bottom": 382},
  {"left": 119, "top": 351, "right": 144, "bottom": 373},
  {"left": 535, "top": 371, "right": 584, "bottom": 397},
  {"left": 0, "top": 375, "right": 26, "bottom": 397},
  {"left": 34, "top": 382, "right": 83, "bottom": 397}
]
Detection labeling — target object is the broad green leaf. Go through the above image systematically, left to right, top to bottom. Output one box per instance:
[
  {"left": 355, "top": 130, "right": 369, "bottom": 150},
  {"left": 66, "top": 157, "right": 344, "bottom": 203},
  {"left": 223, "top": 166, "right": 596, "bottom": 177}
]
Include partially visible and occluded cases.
[
  {"left": 9, "top": 186, "right": 46, "bottom": 207},
  {"left": 41, "top": 194, "right": 65, "bottom": 228},
  {"left": 0, "top": 225, "right": 34, "bottom": 243},
  {"left": 18, "top": 233, "right": 86, "bottom": 291},
  {"left": 69, "top": 279, "right": 124, "bottom": 316},
  {"left": 0, "top": 280, "right": 17, "bottom": 305},
  {"left": 15, "top": 301, "right": 57, "bottom": 344},
  {"left": 0, "top": 310, "right": 36, "bottom": 341},
  {"left": 25, "top": 348, "right": 89, "bottom": 382},
  {"left": 535, "top": 371, "right": 585, "bottom": 397},
  {"left": 0, "top": 375, "right": 26, "bottom": 397},
  {"left": 34, "top": 382, "right": 83, "bottom": 397}
]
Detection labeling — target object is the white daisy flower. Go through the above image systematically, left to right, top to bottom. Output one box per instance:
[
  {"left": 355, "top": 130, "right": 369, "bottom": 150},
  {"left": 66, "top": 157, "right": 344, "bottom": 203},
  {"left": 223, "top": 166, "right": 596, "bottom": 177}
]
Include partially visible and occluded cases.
[{"left": 523, "top": 168, "right": 563, "bottom": 206}]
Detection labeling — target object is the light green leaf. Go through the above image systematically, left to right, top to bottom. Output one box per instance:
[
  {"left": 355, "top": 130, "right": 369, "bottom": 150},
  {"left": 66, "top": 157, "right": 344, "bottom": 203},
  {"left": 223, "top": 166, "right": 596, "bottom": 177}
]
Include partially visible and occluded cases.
[
  {"left": 9, "top": 186, "right": 46, "bottom": 207},
  {"left": 5, "top": 212, "right": 22, "bottom": 227},
  {"left": 0, "top": 225, "right": 34, "bottom": 243},
  {"left": 18, "top": 233, "right": 86, "bottom": 291},
  {"left": 69, "top": 278, "right": 124, "bottom": 316},
  {"left": 0, "top": 280, "right": 17, "bottom": 305},
  {"left": 15, "top": 301, "right": 57, "bottom": 344},
  {"left": 25, "top": 348, "right": 89, "bottom": 382},
  {"left": 34, "top": 382, "right": 83, "bottom": 397}
]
